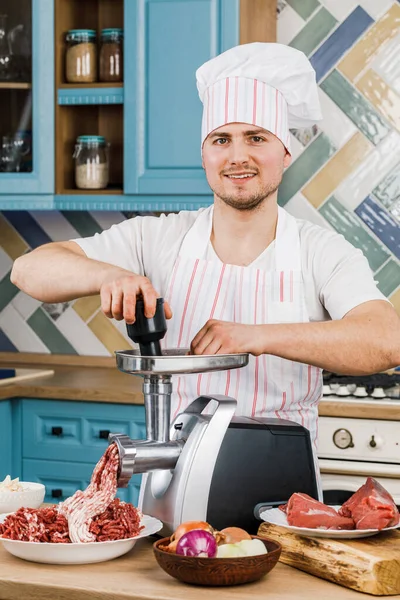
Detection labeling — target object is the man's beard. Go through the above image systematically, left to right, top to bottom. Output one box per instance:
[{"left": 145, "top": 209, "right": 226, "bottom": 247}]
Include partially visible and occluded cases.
[{"left": 211, "top": 177, "right": 282, "bottom": 212}]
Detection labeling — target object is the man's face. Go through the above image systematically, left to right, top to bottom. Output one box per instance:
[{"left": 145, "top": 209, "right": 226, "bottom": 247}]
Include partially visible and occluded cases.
[{"left": 202, "top": 123, "right": 292, "bottom": 211}]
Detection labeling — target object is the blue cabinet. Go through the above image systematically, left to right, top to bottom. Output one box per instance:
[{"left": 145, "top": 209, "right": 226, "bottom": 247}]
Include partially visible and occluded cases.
[
  {"left": 0, "top": 0, "right": 54, "bottom": 195},
  {"left": 124, "top": 0, "right": 239, "bottom": 196},
  {"left": 1, "top": 397, "right": 146, "bottom": 506}
]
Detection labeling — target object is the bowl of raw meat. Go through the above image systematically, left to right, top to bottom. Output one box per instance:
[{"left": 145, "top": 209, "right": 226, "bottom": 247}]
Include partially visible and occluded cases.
[
  {"left": 0, "top": 446, "right": 163, "bottom": 564},
  {"left": 0, "top": 476, "right": 45, "bottom": 514},
  {"left": 260, "top": 478, "right": 400, "bottom": 539},
  {"left": 153, "top": 521, "right": 282, "bottom": 586}
]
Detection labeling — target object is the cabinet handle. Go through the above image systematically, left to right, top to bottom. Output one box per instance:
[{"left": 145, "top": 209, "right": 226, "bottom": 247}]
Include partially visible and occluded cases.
[
  {"left": 51, "top": 426, "right": 63, "bottom": 436},
  {"left": 99, "top": 429, "right": 111, "bottom": 440},
  {"left": 51, "top": 489, "right": 63, "bottom": 498}
]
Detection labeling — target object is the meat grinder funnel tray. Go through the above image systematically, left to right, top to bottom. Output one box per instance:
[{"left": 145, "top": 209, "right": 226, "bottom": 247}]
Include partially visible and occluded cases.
[{"left": 115, "top": 348, "right": 249, "bottom": 375}]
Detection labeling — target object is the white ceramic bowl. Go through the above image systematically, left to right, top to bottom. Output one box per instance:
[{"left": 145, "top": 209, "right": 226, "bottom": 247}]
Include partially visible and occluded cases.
[{"left": 0, "top": 482, "right": 45, "bottom": 514}]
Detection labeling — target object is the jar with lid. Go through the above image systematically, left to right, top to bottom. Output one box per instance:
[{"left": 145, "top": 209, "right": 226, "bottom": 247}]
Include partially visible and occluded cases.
[
  {"left": 99, "top": 28, "right": 123, "bottom": 82},
  {"left": 65, "top": 29, "right": 97, "bottom": 83},
  {"left": 73, "top": 136, "right": 109, "bottom": 190}
]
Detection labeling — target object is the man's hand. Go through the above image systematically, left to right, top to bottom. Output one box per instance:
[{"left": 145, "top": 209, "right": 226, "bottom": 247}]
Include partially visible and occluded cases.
[
  {"left": 99, "top": 272, "right": 172, "bottom": 324},
  {"left": 190, "top": 319, "right": 261, "bottom": 356}
]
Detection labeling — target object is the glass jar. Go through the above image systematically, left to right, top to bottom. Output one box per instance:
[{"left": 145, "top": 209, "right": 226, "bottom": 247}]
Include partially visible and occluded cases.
[
  {"left": 99, "top": 28, "right": 123, "bottom": 82},
  {"left": 65, "top": 29, "right": 97, "bottom": 83},
  {"left": 73, "top": 135, "right": 109, "bottom": 190}
]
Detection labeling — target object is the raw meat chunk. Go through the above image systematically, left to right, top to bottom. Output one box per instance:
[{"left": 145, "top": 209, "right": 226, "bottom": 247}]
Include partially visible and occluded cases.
[
  {"left": 338, "top": 477, "right": 400, "bottom": 530},
  {"left": 282, "top": 493, "right": 355, "bottom": 530}
]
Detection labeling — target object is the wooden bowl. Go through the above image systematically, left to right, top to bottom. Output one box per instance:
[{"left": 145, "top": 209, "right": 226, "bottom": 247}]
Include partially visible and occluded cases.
[{"left": 153, "top": 535, "right": 282, "bottom": 586}]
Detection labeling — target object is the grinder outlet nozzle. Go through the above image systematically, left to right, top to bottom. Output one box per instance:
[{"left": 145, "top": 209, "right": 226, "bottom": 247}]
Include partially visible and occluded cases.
[{"left": 126, "top": 297, "right": 167, "bottom": 356}]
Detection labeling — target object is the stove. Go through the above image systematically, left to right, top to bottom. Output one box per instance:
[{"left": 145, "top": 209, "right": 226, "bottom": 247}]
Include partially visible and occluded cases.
[{"left": 317, "top": 371, "right": 400, "bottom": 506}]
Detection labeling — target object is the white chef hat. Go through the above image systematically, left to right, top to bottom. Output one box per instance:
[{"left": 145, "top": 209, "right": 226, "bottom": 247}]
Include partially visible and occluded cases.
[{"left": 196, "top": 42, "right": 322, "bottom": 153}]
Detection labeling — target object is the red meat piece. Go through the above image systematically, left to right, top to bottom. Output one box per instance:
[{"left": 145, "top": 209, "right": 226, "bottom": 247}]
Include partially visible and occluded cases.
[
  {"left": 338, "top": 477, "right": 400, "bottom": 530},
  {"left": 283, "top": 493, "right": 355, "bottom": 530}
]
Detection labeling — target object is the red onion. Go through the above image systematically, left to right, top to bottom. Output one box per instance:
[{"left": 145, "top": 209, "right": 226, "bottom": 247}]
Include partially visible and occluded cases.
[{"left": 176, "top": 529, "right": 218, "bottom": 558}]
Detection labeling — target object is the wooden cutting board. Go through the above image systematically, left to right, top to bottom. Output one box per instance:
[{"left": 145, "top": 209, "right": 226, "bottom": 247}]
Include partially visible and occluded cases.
[{"left": 258, "top": 521, "right": 400, "bottom": 596}]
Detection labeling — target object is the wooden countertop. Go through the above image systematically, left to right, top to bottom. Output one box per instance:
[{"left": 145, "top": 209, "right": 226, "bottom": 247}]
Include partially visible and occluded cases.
[
  {"left": 0, "top": 352, "right": 399, "bottom": 419},
  {"left": 0, "top": 537, "right": 385, "bottom": 600}
]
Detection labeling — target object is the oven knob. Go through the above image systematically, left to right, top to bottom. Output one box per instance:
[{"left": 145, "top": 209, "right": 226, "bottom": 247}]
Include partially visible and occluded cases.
[
  {"left": 333, "top": 428, "right": 354, "bottom": 449},
  {"left": 369, "top": 435, "right": 383, "bottom": 449}
]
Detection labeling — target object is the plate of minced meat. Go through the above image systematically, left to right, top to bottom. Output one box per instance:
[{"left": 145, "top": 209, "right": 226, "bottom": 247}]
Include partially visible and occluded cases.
[
  {"left": 0, "top": 445, "right": 162, "bottom": 564},
  {"left": 260, "top": 478, "right": 400, "bottom": 539}
]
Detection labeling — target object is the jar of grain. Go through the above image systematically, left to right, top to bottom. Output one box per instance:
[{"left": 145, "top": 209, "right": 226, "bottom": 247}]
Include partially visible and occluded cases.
[
  {"left": 99, "top": 28, "right": 123, "bottom": 82},
  {"left": 65, "top": 29, "right": 97, "bottom": 83},
  {"left": 73, "top": 135, "right": 109, "bottom": 190}
]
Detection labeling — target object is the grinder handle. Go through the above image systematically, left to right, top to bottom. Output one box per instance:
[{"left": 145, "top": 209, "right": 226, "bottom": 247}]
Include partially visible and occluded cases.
[{"left": 183, "top": 394, "right": 237, "bottom": 416}]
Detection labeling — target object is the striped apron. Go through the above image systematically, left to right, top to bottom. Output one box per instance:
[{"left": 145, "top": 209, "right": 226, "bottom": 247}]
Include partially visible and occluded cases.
[{"left": 162, "top": 205, "right": 323, "bottom": 497}]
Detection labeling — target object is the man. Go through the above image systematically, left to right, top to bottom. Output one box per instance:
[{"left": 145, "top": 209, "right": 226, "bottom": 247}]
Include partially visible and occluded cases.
[{"left": 11, "top": 44, "right": 400, "bottom": 495}]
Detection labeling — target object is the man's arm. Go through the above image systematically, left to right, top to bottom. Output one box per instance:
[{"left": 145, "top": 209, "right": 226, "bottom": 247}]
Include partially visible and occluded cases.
[
  {"left": 11, "top": 242, "right": 171, "bottom": 322},
  {"left": 190, "top": 301, "right": 400, "bottom": 375}
]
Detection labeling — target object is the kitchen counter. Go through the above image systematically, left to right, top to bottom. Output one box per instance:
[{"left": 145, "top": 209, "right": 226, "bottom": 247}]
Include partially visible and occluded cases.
[
  {"left": 0, "top": 352, "right": 399, "bottom": 419},
  {"left": 0, "top": 537, "right": 390, "bottom": 600}
]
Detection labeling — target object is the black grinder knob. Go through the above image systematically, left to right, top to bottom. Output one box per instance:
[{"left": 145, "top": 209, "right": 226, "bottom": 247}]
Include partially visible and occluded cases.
[{"left": 126, "top": 297, "right": 167, "bottom": 356}]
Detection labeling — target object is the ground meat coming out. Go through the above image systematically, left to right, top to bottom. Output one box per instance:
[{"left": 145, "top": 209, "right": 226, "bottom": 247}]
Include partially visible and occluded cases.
[{"left": 0, "top": 444, "right": 144, "bottom": 543}]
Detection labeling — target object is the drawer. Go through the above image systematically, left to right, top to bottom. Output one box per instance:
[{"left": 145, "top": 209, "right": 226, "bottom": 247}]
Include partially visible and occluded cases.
[
  {"left": 22, "top": 399, "right": 146, "bottom": 463},
  {"left": 22, "top": 459, "right": 142, "bottom": 506}
]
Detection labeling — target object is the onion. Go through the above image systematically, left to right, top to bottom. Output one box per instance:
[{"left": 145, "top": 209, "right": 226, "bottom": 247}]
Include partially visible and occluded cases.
[
  {"left": 164, "top": 521, "right": 214, "bottom": 553},
  {"left": 219, "top": 526, "right": 251, "bottom": 545},
  {"left": 176, "top": 529, "right": 218, "bottom": 558}
]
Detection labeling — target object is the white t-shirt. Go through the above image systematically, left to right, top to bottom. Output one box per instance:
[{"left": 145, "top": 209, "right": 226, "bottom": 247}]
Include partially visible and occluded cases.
[{"left": 72, "top": 207, "right": 387, "bottom": 322}]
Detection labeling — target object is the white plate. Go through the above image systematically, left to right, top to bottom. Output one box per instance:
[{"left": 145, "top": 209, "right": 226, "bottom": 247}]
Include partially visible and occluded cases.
[
  {"left": 260, "top": 505, "right": 400, "bottom": 539},
  {"left": 0, "top": 513, "right": 162, "bottom": 564}
]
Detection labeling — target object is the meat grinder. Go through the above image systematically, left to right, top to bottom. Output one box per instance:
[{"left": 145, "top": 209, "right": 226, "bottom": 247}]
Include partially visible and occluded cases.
[{"left": 109, "top": 298, "right": 318, "bottom": 535}]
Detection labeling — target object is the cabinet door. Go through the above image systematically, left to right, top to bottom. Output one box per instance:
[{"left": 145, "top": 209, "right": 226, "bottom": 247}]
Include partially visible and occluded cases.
[
  {"left": 0, "top": 0, "right": 54, "bottom": 195},
  {"left": 124, "top": 0, "right": 239, "bottom": 195},
  {"left": 0, "top": 401, "right": 12, "bottom": 479},
  {"left": 22, "top": 458, "right": 142, "bottom": 505}
]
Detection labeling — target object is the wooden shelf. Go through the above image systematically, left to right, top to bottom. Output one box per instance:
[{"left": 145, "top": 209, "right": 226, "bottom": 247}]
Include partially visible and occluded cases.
[
  {"left": 0, "top": 82, "right": 31, "bottom": 90},
  {"left": 59, "top": 83, "right": 123, "bottom": 89},
  {"left": 60, "top": 188, "right": 123, "bottom": 195}
]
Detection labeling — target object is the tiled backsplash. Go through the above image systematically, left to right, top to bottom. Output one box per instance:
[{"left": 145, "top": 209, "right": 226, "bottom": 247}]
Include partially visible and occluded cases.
[{"left": 0, "top": 0, "right": 399, "bottom": 355}]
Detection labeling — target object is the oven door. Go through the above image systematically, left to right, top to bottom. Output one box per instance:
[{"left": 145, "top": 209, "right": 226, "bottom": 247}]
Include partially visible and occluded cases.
[{"left": 319, "top": 460, "right": 400, "bottom": 507}]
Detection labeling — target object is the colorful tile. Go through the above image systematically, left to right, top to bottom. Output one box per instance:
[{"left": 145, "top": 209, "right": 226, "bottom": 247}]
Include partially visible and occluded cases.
[
  {"left": 286, "top": 0, "right": 320, "bottom": 20},
  {"left": 319, "top": 0, "right": 359, "bottom": 21},
  {"left": 359, "top": 0, "right": 396, "bottom": 20},
  {"left": 277, "top": 3, "right": 305, "bottom": 45},
  {"left": 338, "top": 4, "right": 400, "bottom": 82},
  {"left": 310, "top": 6, "right": 373, "bottom": 82},
  {"left": 290, "top": 7, "right": 337, "bottom": 56},
  {"left": 372, "top": 34, "right": 400, "bottom": 95},
  {"left": 356, "top": 69, "right": 400, "bottom": 131},
  {"left": 320, "top": 70, "right": 390, "bottom": 145},
  {"left": 318, "top": 88, "right": 357, "bottom": 148},
  {"left": 290, "top": 125, "right": 319, "bottom": 146},
  {"left": 335, "top": 130, "right": 400, "bottom": 210},
  {"left": 278, "top": 133, "right": 336, "bottom": 207},
  {"left": 288, "top": 133, "right": 304, "bottom": 161},
  {"left": 302, "top": 133, "right": 372, "bottom": 208},
  {"left": 285, "top": 192, "right": 333, "bottom": 229},
  {"left": 319, "top": 196, "right": 390, "bottom": 271},
  {"left": 355, "top": 196, "right": 400, "bottom": 259},
  {"left": 389, "top": 198, "right": 400, "bottom": 224},
  {"left": 2, "top": 211, "right": 52, "bottom": 249},
  {"left": 31, "top": 211, "right": 80, "bottom": 241},
  {"left": 61, "top": 211, "right": 102, "bottom": 238},
  {"left": 90, "top": 212, "right": 126, "bottom": 230},
  {"left": 0, "top": 214, "right": 28, "bottom": 260},
  {"left": 0, "top": 247, "right": 13, "bottom": 281},
  {"left": 374, "top": 259, "right": 400, "bottom": 296},
  {"left": 0, "top": 271, "right": 19, "bottom": 313},
  {"left": 389, "top": 286, "right": 400, "bottom": 315},
  {"left": 11, "top": 291, "right": 42, "bottom": 320},
  {"left": 73, "top": 296, "right": 101, "bottom": 322},
  {"left": 42, "top": 302, "right": 71, "bottom": 322},
  {"left": 0, "top": 305, "right": 50, "bottom": 353},
  {"left": 28, "top": 308, "right": 77, "bottom": 354},
  {"left": 56, "top": 308, "right": 110, "bottom": 356},
  {"left": 88, "top": 312, "right": 129, "bottom": 355},
  {"left": 0, "top": 329, "right": 17, "bottom": 352}
]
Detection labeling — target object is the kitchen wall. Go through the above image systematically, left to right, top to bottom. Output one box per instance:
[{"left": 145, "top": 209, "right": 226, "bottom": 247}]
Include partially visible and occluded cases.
[{"left": 0, "top": 0, "right": 399, "bottom": 355}]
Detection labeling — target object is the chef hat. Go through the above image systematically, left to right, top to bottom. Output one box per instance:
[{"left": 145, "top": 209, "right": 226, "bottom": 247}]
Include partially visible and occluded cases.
[{"left": 196, "top": 42, "right": 322, "bottom": 153}]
